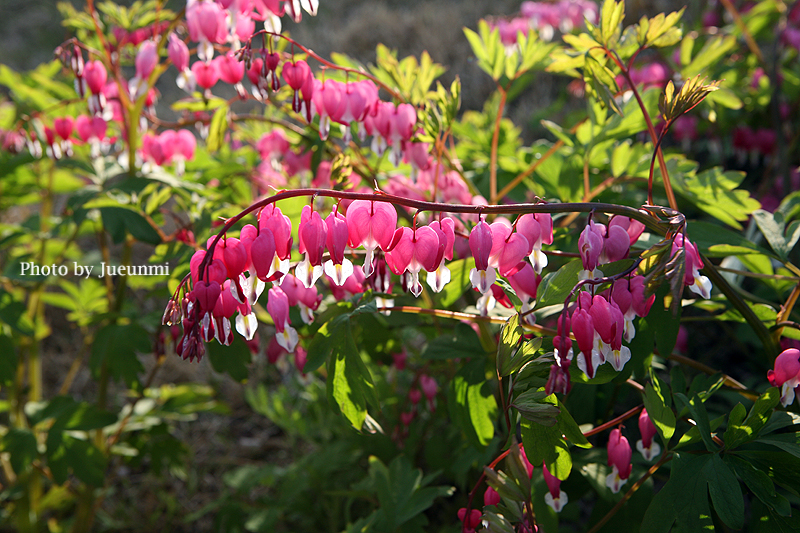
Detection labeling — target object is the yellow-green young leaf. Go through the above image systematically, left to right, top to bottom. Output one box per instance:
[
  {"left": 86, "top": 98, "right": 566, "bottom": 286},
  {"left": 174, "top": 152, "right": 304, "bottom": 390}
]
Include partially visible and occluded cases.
[
  {"left": 600, "top": 0, "right": 625, "bottom": 47},
  {"left": 642, "top": 8, "right": 685, "bottom": 48},
  {"left": 464, "top": 21, "right": 505, "bottom": 80},
  {"left": 464, "top": 27, "right": 489, "bottom": 65},
  {"left": 517, "top": 31, "right": 556, "bottom": 74},
  {"left": 680, "top": 35, "right": 695, "bottom": 67},
  {"left": 682, "top": 35, "right": 737, "bottom": 78},
  {"left": 505, "top": 46, "right": 521, "bottom": 80},
  {"left": 704, "top": 87, "right": 743, "bottom": 109},
  {"left": 206, "top": 104, "right": 229, "bottom": 152},
  {"left": 671, "top": 167, "right": 760, "bottom": 229},
  {"left": 497, "top": 314, "right": 523, "bottom": 376}
]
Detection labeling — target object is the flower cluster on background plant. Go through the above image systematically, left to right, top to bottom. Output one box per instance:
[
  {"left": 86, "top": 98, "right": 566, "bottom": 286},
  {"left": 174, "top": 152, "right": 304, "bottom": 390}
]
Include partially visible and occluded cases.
[{"left": 0, "top": 0, "right": 800, "bottom": 532}]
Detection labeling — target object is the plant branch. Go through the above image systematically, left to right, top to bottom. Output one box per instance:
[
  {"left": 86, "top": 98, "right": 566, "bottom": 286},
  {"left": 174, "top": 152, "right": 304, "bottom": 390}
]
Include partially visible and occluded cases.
[
  {"left": 606, "top": 50, "right": 677, "bottom": 209},
  {"left": 586, "top": 452, "right": 672, "bottom": 533}
]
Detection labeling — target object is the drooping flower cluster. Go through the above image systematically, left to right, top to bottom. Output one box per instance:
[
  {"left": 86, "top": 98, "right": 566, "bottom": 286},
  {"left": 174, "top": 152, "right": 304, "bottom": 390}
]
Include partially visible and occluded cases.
[
  {"left": 166, "top": 199, "right": 554, "bottom": 362},
  {"left": 547, "top": 218, "right": 713, "bottom": 391}
]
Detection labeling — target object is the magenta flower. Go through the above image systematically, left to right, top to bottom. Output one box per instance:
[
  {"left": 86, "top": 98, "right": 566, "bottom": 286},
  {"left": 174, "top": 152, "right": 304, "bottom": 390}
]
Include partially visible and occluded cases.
[
  {"left": 168, "top": 33, "right": 190, "bottom": 71},
  {"left": 216, "top": 51, "right": 245, "bottom": 85},
  {"left": 83, "top": 60, "right": 107, "bottom": 95},
  {"left": 192, "top": 60, "right": 220, "bottom": 90},
  {"left": 282, "top": 60, "right": 312, "bottom": 113},
  {"left": 312, "top": 79, "right": 346, "bottom": 140},
  {"left": 345, "top": 200, "right": 398, "bottom": 277},
  {"left": 259, "top": 205, "right": 293, "bottom": 281},
  {"left": 296, "top": 205, "right": 327, "bottom": 288},
  {"left": 324, "top": 207, "right": 354, "bottom": 286},
  {"left": 425, "top": 218, "right": 454, "bottom": 293},
  {"left": 469, "top": 220, "right": 496, "bottom": 294},
  {"left": 488, "top": 220, "right": 530, "bottom": 277},
  {"left": 578, "top": 220, "right": 604, "bottom": 275},
  {"left": 385, "top": 226, "right": 440, "bottom": 297},
  {"left": 250, "top": 229, "right": 277, "bottom": 282},
  {"left": 672, "top": 234, "right": 712, "bottom": 299},
  {"left": 267, "top": 286, "right": 298, "bottom": 352},
  {"left": 589, "top": 295, "right": 630, "bottom": 372},
  {"left": 572, "top": 305, "right": 602, "bottom": 379},
  {"left": 768, "top": 348, "right": 800, "bottom": 407},
  {"left": 419, "top": 374, "right": 438, "bottom": 406},
  {"left": 636, "top": 408, "right": 661, "bottom": 461},
  {"left": 606, "top": 428, "right": 632, "bottom": 493},
  {"left": 543, "top": 462, "right": 568, "bottom": 512},
  {"left": 484, "top": 486, "right": 501, "bottom": 507},
  {"left": 456, "top": 508, "right": 482, "bottom": 532}
]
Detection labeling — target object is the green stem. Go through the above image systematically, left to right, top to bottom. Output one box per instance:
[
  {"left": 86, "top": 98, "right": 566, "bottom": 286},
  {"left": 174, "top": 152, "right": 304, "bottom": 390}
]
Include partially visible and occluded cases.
[
  {"left": 605, "top": 49, "right": 677, "bottom": 210},
  {"left": 489, "top": 87, "right": 508, "bottom": 204}
]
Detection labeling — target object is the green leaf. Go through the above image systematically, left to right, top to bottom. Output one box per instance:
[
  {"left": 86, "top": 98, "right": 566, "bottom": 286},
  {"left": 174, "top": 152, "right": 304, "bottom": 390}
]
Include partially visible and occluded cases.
[
  {"left": 600, "top": 0, "right": 625, "bottom": 48},
  {"left": 641, "top": 9, "right": 684, "bottom": 48},
  {"left": 681, "top": 36, "right": 737, "bottom": 78},
  {"left": 206, "top": 103, "right": 229, "bottom": 152},
  {"left": 540, "top": 119, "right": 576, "bottom": 147},
  {"left": 672, "top": 168, "right": 760, "bottom": 229},
  {"left": 99, "top": 206, "right": 162, "bottom": 245},
  {"left": 753, "top": 209, "right": 800, "bottom": 260},
  {"left": 689, "top": 220, "right": 773, "bottom": 258},
  {"left": 535, "top": 259, "right": 582, "bottom": 309},
  {"left": 643, "top": 285, "right": 680, "bottom": 358},
  {"left": 305, "top": 314, "right": 349, "bottom": 372},
  {"left": 497, "top": 314, "right": 523, "bottom": 376},
  {"left": 326, "top": 321, "right": 378, "bottom": 430},
  {"left": 423, "top": 322, "right": 486, "bottom": 360},
  {"left": 90, "top": 324, "right": 148, "bottom": 388},
  {"left": 0, "top": 334, "right": 16, "bottom": 385},
  {"left": 206, "top": 336, "right": 252, "bottom": 382},
  {"left": 503, "top": 337, "right": 544, "bottom": 377},
  {"left": 450, "top": 358, "right": 497, "bottom": 447},
  {"left": 643, "top": 381, "right": 676, "bottom": 444},
  {"left": 724, "top": 387, "right": 780, "bottom": 450},
  {"left": 512, "top": 389, "right": 560, "bottom": 426},
  {"left": 674, "top": 392, "right": 715, "bottom": 451},
  {"left": 521, "top": 398, "right": 572, "bottom": 480},
  {"left": 557, "top": 398, "right": 591, "bottom": 449},
  {"left": 1, "top": 428, "right": 37, "bottom": 475},
  {"left": 757, "top": 433, "right": 800, "bottom": 460},
  {"left": 48, "top": 435, "right": 107, "bottom": 487},
  {"left": 640, "top": 453, "right": 714, "bottom": 533},
  {"left": 704, "top": 454, "right": 744, "bottom": 529},
  {"left": 360, "top": 455, "right": 454, "bottom": 531},
  {"left": 726, "top": 455, "right": 791, "bottom": 517},
  {"left": 484, "top": 466, "right": 528, "bottom": 502}
]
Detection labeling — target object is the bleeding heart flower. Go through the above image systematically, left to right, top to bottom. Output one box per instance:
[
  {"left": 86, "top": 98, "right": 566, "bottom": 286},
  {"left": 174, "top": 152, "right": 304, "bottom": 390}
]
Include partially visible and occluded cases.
[
  {"left": 346, "top": 200, "right": 398, "bottom": 277},
  {"left": 385, "top": 226, "right": 440, "bottom": 297},
  {"left": 636, "top": 408, "right": 661, "bottom": 461},
  {"left": 606, "top": 428, "right": 632, "bottom": 493},
  {"left": 543, "top": 462, "right": 568, "bottom": 513}
]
